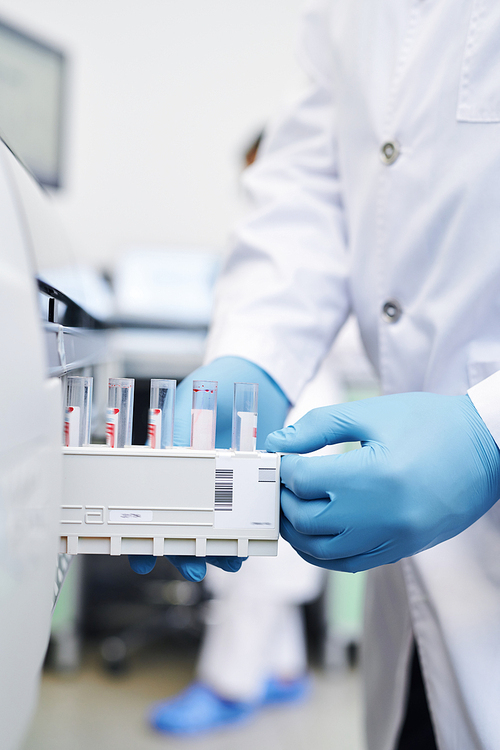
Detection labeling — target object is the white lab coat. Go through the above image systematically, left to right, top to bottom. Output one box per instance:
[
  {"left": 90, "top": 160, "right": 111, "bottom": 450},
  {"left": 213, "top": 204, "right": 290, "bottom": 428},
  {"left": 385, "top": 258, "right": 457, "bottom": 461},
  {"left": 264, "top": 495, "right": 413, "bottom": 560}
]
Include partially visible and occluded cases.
[{"left": 205, "top": 1, "right": 500, "bottom": 748}]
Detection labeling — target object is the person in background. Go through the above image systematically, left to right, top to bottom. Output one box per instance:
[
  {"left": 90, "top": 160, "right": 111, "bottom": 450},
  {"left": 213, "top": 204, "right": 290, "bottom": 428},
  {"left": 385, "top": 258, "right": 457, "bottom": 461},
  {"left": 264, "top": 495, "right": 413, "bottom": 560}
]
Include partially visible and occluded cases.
[
  {"left": 243, "top": 131, "right": 264, "bottom": 168},
  {"left": 143, "top": 135, "right": 373, "bottom": 737},
  {"left": 147, "top": 341, "right": 369, "bottom": 734}
]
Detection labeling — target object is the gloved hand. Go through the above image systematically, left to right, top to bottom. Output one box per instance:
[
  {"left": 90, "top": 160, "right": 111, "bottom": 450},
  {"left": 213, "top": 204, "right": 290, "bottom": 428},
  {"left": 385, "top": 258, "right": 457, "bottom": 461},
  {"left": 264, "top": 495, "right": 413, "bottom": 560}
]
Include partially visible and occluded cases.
[
  {"left": 130, "top": 356, "right": 290, "bottom": 581},
  {"left": 265, "top": 392, "right": 500, "bottom": 573}
]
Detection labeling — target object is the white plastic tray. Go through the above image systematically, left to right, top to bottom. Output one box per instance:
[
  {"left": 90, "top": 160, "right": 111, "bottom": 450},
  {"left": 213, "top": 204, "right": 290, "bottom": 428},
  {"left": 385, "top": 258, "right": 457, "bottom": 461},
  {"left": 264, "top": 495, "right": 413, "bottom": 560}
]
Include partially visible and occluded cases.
[{"left": 60, "top": 446, "right": 280, "bottom": 557}]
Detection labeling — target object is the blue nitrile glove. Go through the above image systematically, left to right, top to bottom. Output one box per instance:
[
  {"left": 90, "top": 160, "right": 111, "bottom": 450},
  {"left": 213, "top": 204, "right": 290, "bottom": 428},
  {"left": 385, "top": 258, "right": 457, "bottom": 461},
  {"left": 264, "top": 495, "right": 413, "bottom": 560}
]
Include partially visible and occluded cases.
[
  {"left": 130, "top": 356, "right": 290, "bottom": 581},
  {"left": 265, "top": 393, "right": 500, "bottom": 573}
]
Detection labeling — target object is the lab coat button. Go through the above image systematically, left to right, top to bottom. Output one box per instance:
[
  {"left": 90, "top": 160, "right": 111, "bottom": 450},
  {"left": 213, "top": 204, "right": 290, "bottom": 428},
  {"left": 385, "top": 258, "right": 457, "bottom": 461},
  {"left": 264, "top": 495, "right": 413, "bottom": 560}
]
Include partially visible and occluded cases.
[
  {"left": 380, "top": 141, "right": 400, "bottom": 165},
  {"left": 382, "top": 300, "right": 402, "bottom": 323}
]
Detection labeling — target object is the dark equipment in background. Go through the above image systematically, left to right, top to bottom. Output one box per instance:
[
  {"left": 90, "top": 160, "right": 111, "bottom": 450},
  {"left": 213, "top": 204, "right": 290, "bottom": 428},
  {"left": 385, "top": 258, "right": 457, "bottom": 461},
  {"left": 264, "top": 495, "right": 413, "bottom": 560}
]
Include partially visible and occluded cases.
[{"left": 81, "top": 556, "right": 207, "bottom": 673}]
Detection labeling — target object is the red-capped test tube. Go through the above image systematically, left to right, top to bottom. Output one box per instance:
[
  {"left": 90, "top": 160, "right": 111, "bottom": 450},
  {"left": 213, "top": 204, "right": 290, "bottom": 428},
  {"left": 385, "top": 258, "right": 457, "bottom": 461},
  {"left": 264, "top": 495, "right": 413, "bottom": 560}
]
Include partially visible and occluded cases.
[
  {"left": 64, "top": 376, "right": 93, "bottom": 447},
  {"left": 106, "top": 378, "right": 134, "bottom": 448},
  {"left": 148, "top": 379, "right": 176, "bottom": 449},
  {"left": 191, "top": 380, "right": 217, "bottom": 449},
  {"left": 232, "top": 382, "right": 258, "bottom": 451}
]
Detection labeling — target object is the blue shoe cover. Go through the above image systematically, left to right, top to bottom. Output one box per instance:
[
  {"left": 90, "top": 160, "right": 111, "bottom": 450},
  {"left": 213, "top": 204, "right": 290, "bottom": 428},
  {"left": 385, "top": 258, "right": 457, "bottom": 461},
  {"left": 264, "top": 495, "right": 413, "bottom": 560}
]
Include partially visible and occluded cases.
[
  {"left": 261, "top": 674, "right": 311, "bottom": 705},
  {"left": 149, "top": 683, "right": 256, "bottom": 735}
]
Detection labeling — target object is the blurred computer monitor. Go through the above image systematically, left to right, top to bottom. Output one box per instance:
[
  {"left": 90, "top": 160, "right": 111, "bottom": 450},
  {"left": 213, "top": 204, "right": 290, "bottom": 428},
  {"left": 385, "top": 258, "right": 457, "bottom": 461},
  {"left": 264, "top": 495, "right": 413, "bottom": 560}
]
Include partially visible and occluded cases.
[{"left": 0, "top": 17, "right": 66, "bottom": 188}]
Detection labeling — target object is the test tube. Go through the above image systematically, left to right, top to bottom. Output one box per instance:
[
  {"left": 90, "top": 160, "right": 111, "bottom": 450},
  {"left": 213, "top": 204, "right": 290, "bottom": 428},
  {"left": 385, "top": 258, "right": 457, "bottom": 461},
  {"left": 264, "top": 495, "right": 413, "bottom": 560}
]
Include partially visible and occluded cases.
[
  {"left": 64, "top": 376, "right": 93, "bottom": 447},
  {"left": 106, "top": 378, "right": 134, "bottom": 448},
  {"left": 148, "top": 379, "right": 176, "bottom": 449},
  {"left": 191, "top": 380, "right": 217, "bottom": 449},
  {"left": 232, "top": 382, "right": 258, "bottom": 451}
]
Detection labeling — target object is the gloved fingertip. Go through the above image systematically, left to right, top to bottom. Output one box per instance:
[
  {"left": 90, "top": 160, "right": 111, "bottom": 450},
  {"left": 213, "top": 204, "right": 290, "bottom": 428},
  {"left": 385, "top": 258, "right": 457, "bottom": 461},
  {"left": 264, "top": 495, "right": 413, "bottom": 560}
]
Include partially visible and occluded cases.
[
  {"left": 265, "top": 426, "right": 295, "bottom": 451},
  {"left": 279, "top": 453, "right": 301, "bottom": 476},
  {"left": 128, "top": 555, "right": 157, "bottom": 575},
  {"left": 225, "top": 557, "right": 246, "bottom": 572},
  {"left": 183, "top": 563, "right": 207, "bottom": 582}
]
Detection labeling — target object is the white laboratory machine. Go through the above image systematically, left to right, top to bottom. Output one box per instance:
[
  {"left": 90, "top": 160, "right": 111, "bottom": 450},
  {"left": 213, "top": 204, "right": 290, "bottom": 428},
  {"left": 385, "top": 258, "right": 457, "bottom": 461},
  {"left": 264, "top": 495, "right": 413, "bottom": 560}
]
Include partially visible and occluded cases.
[{"left": 0, "top": 134, "right": 93, "bottom": 748}]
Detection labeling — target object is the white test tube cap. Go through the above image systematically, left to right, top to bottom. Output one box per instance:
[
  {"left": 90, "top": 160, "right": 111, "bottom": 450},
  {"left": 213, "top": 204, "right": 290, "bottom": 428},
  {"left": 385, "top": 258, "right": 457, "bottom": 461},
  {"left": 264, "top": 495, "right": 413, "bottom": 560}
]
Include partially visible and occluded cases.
[
  {"left": 148, "top": 379, "right": 176, "bottom": 449},
  {"left": 191, "top": 380, "right": 217, "bottom": 449},
  {"left": 232, "top": 382, "right": 258, "bottom": 451}
]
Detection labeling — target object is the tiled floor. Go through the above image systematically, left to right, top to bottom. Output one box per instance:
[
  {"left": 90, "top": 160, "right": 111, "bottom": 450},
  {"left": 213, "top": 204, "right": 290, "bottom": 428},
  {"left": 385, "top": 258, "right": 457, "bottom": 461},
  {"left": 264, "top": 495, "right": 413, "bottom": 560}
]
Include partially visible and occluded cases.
[{"left": 21, "top": 646, "right": 366, "bottom": 750}]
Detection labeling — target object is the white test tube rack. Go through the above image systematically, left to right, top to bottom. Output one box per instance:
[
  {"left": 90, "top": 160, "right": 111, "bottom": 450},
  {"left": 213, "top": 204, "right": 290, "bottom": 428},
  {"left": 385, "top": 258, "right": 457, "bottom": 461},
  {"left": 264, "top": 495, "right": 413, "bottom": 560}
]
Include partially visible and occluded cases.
[{"left": 60, "top": 445, "right": 280, "bottom": 558}]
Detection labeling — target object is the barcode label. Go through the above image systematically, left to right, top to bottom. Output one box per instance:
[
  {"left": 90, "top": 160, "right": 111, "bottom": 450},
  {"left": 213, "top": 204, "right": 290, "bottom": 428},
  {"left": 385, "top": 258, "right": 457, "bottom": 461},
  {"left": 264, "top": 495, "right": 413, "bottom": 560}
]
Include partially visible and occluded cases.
[
  {"left": 215, "top": 468, "right": 233, "bottom": 511},
  {"left": 258, "top": 468, "right": 276, "bottom": 482},
  {"left": 109, "top": 509, "right": 154, "bottom": 523}
]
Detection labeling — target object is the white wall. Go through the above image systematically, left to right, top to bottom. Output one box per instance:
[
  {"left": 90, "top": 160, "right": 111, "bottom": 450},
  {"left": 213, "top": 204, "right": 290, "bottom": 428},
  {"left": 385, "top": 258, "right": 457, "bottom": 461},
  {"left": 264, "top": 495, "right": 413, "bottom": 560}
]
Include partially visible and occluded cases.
[{"left": 0, "top": 0, "right": 307, "bottom": 270}]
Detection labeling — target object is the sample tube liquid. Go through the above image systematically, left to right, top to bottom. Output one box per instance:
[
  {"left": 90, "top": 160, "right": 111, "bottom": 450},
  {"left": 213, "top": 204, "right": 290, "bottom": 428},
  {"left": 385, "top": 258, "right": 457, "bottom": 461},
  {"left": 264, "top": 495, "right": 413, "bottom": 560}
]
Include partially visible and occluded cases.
[
  {"left": 64, "top": 376, "right": 93, "bottom": 447},
  {"left": 106, "top": 378, "right": 134, "bottom": 448},
  {"left": 148, "top": 379, "right": 176, "bottom": 449},
  {"left": 191, "top": 380, "right": 217, "bottom": 449},
  {"left": 232, "top": 382, "right": 258, "bottom": 451}
]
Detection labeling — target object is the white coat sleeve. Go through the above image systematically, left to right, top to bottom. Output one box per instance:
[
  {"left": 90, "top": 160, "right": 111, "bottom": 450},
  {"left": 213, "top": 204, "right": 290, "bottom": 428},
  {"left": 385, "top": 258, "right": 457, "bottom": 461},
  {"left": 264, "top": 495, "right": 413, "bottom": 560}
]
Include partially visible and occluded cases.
[
  {"left": 204, "top": 0, "right": 351, "bottom": 404},
  {"left": 468, "top": 371, "right": 500, "bottom": 449}
]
